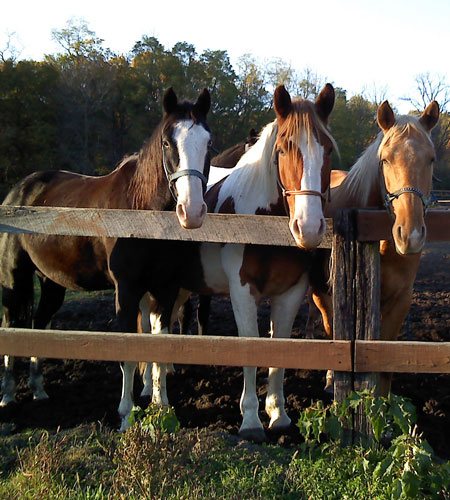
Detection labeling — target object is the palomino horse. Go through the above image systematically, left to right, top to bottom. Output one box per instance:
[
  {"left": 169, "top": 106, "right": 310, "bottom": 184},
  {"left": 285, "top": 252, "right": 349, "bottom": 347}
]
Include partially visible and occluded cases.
[
  {"left": 138, "top": 84, "right": 336, "bottom": 442},
  {"left": 0, "top": 88, "right": 212, "bottom": 428},
  {"left": 309, "top": 99, "right": 440, "bottom": 394}
]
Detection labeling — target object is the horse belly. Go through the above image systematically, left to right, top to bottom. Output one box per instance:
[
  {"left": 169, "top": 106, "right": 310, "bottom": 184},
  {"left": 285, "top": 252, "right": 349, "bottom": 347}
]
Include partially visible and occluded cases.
[
  {"left": 22, "top": 234, "right": 112, "bottom": 291},
  {"left": 199, "top": 243, "right": 229, "bottom": 294}
]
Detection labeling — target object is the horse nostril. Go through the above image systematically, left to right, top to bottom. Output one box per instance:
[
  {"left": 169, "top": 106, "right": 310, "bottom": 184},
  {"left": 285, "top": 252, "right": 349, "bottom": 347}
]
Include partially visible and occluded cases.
[
  {"left": 176, "top": 203, "right": 187, "bottom": 221},
  {"left": 200, "top": 203, "right": 207, "bottom": 218},
  {"left": 319, "top": 218, "right": 325, "bottom": 235},
  {"left": 396, "top": 225, "right": 403, "bottom": 241},
  {"left": 421, "top": 225, "right": 426, "bottom": 240}
]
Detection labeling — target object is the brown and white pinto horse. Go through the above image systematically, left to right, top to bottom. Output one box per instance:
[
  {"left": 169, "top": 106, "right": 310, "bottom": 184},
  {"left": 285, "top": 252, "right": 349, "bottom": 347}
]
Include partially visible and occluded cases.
[
  {"left": 140, "top": 84, "right": 336, "bottom": 442},
  {"left": 0, "top": 88, "right": 212, "bottom": 423},
  {"left": 309, "top": 99, "right": 440, "bottom": 394}
]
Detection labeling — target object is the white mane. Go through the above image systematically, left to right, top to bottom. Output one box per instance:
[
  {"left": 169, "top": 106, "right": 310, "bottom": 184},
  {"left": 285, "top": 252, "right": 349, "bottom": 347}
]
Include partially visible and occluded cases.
[{"left": 214, "top": 121, "right": 279, "bottom": 214}]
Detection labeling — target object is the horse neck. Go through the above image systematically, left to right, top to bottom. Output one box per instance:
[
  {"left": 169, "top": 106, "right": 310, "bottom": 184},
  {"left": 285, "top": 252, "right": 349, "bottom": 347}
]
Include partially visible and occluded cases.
[
  {"left": 217, "top": 121, "right": 280, "bottom": 214},
  {"left": 128, "top": 125, "right": 173, "bottom": 210},
  {"left": 329, "top": 137, "right": 384, "bottom": 214}
]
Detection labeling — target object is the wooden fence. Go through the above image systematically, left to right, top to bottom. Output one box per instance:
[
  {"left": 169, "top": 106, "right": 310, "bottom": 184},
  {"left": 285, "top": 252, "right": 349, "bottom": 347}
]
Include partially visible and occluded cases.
[{"left": 0, "top": 205, "right": 449, "bottom": 439}]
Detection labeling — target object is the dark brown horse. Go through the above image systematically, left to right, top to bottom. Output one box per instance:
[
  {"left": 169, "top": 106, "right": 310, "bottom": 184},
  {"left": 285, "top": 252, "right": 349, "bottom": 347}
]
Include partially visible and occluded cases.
[
  {"left": 0, "top": 88, "right": 212, "bottom": 429},
  {"left": 210, "top": 128, "right": 259, "bottom": 168}
]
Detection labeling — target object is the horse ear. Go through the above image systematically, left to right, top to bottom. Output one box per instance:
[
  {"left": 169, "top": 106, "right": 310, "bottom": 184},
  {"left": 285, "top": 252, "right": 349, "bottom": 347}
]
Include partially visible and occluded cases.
[
  {"left": 315, "top": 83, "right": 335, "bottom": 123},
  {"left": 274, "top": 85, "right": 292, "bottom": 119},
  {"left": 163, "top": 87, "right": 178, "bottom": 114},
  {"left": 193, "top": 88, "right": 211, "bottom": 117},
  {"left": 377, "top": 101, "right": 396, "bottom": 132},
  {"left": 419, "top": 101, "right": 439, "bottom": 132}
]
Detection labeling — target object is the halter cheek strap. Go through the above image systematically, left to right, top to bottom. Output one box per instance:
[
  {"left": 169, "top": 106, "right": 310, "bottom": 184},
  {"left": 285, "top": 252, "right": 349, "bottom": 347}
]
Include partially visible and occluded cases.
[
  {"left": 163, "top": 147, "right": 209, "bottom": 201},
  {"left": 380, "top": 161, "right": 437, "bottom": 214}
]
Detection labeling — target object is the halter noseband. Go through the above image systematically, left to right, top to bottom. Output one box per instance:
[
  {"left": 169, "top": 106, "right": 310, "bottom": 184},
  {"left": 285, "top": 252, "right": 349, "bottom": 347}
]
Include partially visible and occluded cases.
[
  {"left": 163, "top": 147, "right": 209, "bottom": 202},
  {"left": 274, "top": 150, "right": 330, "bottom": 212},
  {"left": 380, "top": 161, "right": 437, "bottom": 214}
]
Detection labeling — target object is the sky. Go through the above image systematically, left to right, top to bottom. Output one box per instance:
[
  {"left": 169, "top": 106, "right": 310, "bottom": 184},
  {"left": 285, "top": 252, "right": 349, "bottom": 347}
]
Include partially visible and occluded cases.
[{"left": 1, "top": 0, "right": 449, "bottom": 113}]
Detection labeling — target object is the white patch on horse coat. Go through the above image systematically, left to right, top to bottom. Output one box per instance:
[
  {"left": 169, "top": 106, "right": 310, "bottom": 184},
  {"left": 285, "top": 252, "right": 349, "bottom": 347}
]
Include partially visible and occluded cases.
[
  {"left": 172, "top": 120, "right": 210, "bottom": 215},
  {"left": 215, "top": 122, "right": 279, "bottom": 214},
  {"left": 290, "top": 134, "right": 326, "bottom": 247}
]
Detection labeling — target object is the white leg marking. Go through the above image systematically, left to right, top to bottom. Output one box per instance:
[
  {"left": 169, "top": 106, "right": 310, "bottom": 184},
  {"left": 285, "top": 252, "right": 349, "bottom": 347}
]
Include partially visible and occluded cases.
[
  {"left": 222, "top": 244, "right": 265, "bottom": 441},
  {"left": 266, "top": 274, "right": 309, "bottom": 429},
  {"left": 151, "top": 314, "right": 169, "bottom": 406},
  {"left": 1, "top": 355, "right": 16, "bottom": 406},
  {"left": 29, "top": 356, "right": 49, "bottom": 401},
  {"left": 118, "top": 361, "right": 137, "bottom": 432}
]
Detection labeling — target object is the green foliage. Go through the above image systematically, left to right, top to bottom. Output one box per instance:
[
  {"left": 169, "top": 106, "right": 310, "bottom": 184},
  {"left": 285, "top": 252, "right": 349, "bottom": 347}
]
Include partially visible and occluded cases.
[
  {"left": 5, "top": 23, "right": 448, "bottom": 195},
  {"left": 296, "top": 391, "right": 449, "bottom": 498},
  {"left": 128, "top": 404, "right": 180, "bottom": 440}
]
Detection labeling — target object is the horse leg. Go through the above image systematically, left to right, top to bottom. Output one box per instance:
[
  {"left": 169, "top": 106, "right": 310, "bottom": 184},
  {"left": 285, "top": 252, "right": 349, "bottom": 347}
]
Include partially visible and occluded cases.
[
  {"left": 222, "top": 245, "right": 264, "bottom": 442},
  {"left": 1, "top": 262, "right": 34, "bottom": 406},
  {"left": 266, "top": 274, "right": 309, "bottom": 430},
  {"left": 28, "top": 277, "right": 66, "bottom": 401},
  {"left": 115, "top": 281, "right": 144, "bottom": 431},
  {"left": 148, "top": 286, "right": 179, "bottom": 407},
  {"left": 309, "top": 289, "right": 334, "bottom": 392},
  {"left": 197, "top": 295, "right": 212, "bottom": 335}
]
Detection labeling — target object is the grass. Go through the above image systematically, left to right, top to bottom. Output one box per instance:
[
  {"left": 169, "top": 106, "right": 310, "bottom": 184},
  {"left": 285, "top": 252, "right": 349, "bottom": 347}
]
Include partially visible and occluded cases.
[{"left": 1, "top": 421, "right": 447, "bottom": 500}]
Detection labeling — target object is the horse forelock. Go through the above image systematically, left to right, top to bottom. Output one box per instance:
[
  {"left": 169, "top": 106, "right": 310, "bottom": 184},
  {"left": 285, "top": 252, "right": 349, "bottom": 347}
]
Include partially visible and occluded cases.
[
  {"left": 277, "top": 100, "right": 337, "bottom": 155},
  {"left": 378, "top": 115, "right": 434, "bottom": 157}
]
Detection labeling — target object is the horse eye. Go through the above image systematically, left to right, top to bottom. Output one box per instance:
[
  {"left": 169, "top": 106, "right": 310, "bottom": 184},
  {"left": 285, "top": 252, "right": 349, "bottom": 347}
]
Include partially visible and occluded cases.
[
  {"left": 208, "top": 139, "right": 213, "bottom": 147},
  {"left": 163, "top": 140, "right": 170, "bottom": 149}
]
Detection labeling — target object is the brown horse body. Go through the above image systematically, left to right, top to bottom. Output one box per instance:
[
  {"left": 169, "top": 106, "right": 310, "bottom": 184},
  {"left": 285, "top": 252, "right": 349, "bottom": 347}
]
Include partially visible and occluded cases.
[{"left": 0, "top": 88, "right": 212, "bottom": 420}]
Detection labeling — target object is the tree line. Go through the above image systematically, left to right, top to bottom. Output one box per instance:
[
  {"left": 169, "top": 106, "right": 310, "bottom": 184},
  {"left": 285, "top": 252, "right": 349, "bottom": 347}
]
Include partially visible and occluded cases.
[{"left": 0, "top": 20, "right": 449, "bottom": 193}]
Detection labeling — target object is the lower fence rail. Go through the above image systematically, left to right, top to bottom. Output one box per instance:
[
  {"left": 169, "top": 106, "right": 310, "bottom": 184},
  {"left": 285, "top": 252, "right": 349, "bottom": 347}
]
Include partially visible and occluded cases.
[{"left": 0, "top": 328, "right": 449, "bottom": 373}]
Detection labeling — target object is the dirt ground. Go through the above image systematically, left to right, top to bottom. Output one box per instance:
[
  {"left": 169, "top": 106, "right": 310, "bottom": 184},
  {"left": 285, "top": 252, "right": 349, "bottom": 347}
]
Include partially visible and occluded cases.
[{"left": 0, "top": 242, "right": 449, "bottom": 458}]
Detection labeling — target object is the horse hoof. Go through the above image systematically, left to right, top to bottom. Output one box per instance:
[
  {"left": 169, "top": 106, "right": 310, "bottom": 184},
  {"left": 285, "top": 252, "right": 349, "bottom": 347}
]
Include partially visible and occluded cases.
[
  {"left": 324, "top": 384, "right": 334, "bottom": 395},
  {"left": 140, "top": 386, "right": 152, "bottom": 398},
  {"left": 33, "top": 390, "right": 49, "bottom": 401},
  {"left": 0, "top": 396, "right": 16, "bottom": 407},
  {"left": 268, "top": 414, "right": 291, "bottom": 430},
  {"left": 119, "top": 418, "right": 131, "bottom": 433},
  {"left": 238, "top": 427, "right": 267, "bottom": 444}
]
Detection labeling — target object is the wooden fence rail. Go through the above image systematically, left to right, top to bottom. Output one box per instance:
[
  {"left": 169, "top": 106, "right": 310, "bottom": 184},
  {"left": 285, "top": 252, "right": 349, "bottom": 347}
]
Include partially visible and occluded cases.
[{"left": 0, "top": 205, "right": 449, "bottom": 441}]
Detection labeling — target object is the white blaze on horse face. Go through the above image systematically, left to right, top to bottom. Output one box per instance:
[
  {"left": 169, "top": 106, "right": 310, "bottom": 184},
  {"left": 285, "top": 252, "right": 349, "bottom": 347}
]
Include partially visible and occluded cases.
[
  {"left": 172, "top": 120, "right": 209, "bottom": 229},
  {"left": 290, "top": 135, "right": 326, "bottom": 249}
]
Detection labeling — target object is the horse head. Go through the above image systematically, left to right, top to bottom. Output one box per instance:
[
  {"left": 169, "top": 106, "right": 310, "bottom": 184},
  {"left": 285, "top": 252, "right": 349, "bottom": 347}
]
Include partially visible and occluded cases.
[
  {"left": 273, "top": 83, "right": 336, "bottom": 249},
  {"left": 162, "top": 87, "right": 212, "bottom": 228},
  {"left": 377, "top": 100, "right": 439, "bottom": 254}
]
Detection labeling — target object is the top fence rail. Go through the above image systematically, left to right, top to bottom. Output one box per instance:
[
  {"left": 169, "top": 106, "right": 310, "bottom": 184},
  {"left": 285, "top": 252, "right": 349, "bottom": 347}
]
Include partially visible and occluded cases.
[{"left": 0, "top": 206, "right": 449, "bottom": 247}]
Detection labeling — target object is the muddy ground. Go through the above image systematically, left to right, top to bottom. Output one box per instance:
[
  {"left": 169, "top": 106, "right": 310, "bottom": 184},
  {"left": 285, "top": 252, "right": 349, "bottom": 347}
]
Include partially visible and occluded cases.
[{"left": 1, "top": 243, "right": 449, "bottom": 458}]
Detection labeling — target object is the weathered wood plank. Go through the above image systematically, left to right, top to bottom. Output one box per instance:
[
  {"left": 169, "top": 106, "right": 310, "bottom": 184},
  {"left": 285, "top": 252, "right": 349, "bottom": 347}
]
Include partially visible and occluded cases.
[
  {"left": 0, "top": 206, "right": 334, "bottom": 248},
  {"left": 356, "top": 209, "right": 450, "bottom": 242},
  {"left": 332, "top": 210, "right": 356, "bottom": 403},
  {"left": 353, "top": 240, "right": 381, "bottom": 438},
  {"left": 0, "top": 328, "right": 352, "bottom": 371},
  {"left": 355, "top": 341, "right": 450, "bottom": 373}
]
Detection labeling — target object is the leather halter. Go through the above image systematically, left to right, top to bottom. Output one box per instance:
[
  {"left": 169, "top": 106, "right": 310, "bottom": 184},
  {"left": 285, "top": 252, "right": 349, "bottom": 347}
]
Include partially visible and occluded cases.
[
  {"left": 162, "top": 146, "right": 209, "bottom": 202},
  {"left": 274, "top": 150, "right": 330, "bottom": 214},
  {"left": 379, "top": 161, "right": 436, "bottom": 215}
]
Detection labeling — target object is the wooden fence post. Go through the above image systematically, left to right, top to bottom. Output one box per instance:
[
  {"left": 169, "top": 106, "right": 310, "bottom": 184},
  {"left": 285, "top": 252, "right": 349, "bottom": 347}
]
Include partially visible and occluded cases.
[
  {"left": 332, "top": 208, "right": 381, "bottom": 443},
  {"left": 332, "top": 209, "right": 356, "bottom": 443},
  {"left": 353, "top": 235, "right": 381, "bottom": 439}
]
